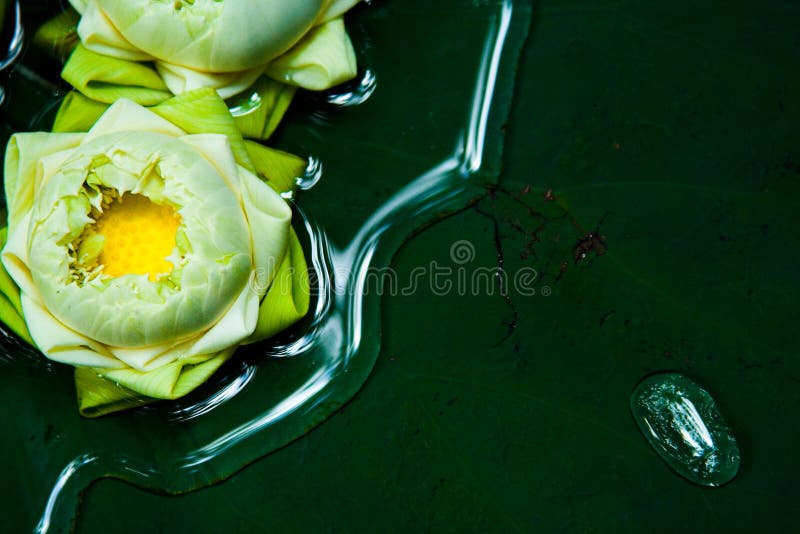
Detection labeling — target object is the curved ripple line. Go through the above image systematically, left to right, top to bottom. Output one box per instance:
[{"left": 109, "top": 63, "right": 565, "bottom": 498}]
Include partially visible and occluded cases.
[
  {"left": 463, "top": 0, "right": 513, "bottom": 174},
  {"left": 0, "top": 1, "right": 24, "bottom": 71},
  {"left": 326, "top": 69, "right": 378, "bottom": 107},
  {"left": 263, "top": 204, "right": 336, "bottom": 358},
  {"left": 164, "top": 362, "right": 258, "bottom": 422},
  {"left": 181, "top": 364, "right": 336, "bottom": 469},
  {"left": 36, "top": 454, "right": 99, "bottom": 534}
]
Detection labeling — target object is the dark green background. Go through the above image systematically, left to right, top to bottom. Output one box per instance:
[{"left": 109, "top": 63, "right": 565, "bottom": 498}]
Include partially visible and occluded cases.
[{"left": 6, "top": 0, "right": 800, "bottom": 531}]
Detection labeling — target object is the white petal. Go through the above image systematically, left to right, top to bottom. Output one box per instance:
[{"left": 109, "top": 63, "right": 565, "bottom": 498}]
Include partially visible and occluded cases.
[
  {"left": 68, "top": 0, "right": 89, "bottom": 15},
  {"left": 99, "top": 0, "right": 324, "bottom": 72},
  {"left": 77, "top": 2, "right": 154, "bottom": 62},
  {"left": 156, "top": 61, "right": 264, "bottom": 99},
  {"left": 84, "top": 99, "right": 185, "bottom": 142},
  {"left": 4, "top": 132, "right": 84, "bottom": 228},
  {"left": 178, "top": 134, "right": 242, "bottom": 199},
  {"left": 238, "top": 165, "right": 292, "bottom": 293},
  {"left": 2, "top": 212, "right": 38, "bottom": 301},
  {"left": 185, "top": 282, "right": 259, "bottom": 357},
  {"left": 20, "top": 294, "right": 123, "bottom": 369},
  {"left": 108, "top": 338, "right": 192, "bottom": 372}
]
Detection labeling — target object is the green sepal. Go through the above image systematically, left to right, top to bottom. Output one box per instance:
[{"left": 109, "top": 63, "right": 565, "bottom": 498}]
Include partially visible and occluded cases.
[
  {"left": 33, "top": 8, "right": 81, "bottom": 62},
  {"left": 265, "top": 18, "right": 358, "bottom": 91},
  {"left": 62, "top": 44, "right": 172, "bottom": 106},
  {"left": 229, "top": 77, "right": 296, "bottom": 141},
  {"left": 53, "top": 88, "right": 257, "bottom": 173},
  {"left": 149, "top": 89, "right": 256, "bottom": 173},
  {"left": 52, "top": 91, "right": 109, "bottom": 133},
  {"left": 245, "top": 140, "right": 306, "bottom": 195},
  {"left": 0, "top": 227, "right": 32, "bottom": 344},
  {"left": 246, "top": 227, "right": 310, "bottom": 344},
  {"left": 76, "top": 349, "right": 235, "bottom": 417},
  {"left": 75, "top": 367, "right": 155, "bottom": 418}
]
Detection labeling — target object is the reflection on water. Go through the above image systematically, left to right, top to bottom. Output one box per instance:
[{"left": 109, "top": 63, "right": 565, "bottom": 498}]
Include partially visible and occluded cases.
[
  {"left": 0, "top": 0, "right": 24, "bottom": 106},
  {"left": 0, "top": 1, "right": 23, "bottom": 71},
  {"left": 30, "top": 1, "right": 520, "bottom": 531},
  {"left": 326, "top": 69, "right": 377, "bottom": 107},
  {"left": 294, "top": 156, "right": 324, "bottom": 192},
  {"left": 262, "top": 204, "right": 335, "bottom": 358},
  {"left": 163, "top": 360, "right": 258, "bottom": 423}
]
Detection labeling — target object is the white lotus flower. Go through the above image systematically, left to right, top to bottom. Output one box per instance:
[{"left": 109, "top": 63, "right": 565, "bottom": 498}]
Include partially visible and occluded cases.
[
  {"left": 68, "top": 0, "right": 361, "bottom": 98},
  {"left": 1, "top": 98, "right": 295, "bottom": 398}
]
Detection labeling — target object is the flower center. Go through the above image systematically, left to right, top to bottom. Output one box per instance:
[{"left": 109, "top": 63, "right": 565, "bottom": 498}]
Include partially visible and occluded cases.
[{"left": 93, "top": 193, "right": 181, "bottom": 281}]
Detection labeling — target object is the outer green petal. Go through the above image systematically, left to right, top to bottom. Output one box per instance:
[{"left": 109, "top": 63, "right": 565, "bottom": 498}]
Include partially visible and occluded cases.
[
  {"left": 33, "top": 9, "right": 81, "bottom": 61},
  {"left": 265, "top": 19, "right": 357, "bottom": 91},
  {"left": 62, "top": 44, "right": 172, "bottom": 105},
  {"left": 230, "top": 77, "right": 297, "bottom": 141},
  {"left": 151, "top": 88, "right": 255, "bottom": 172},
  {"left": 52, "top": 91, "right": 110, "bottom": 133},
  {"left": 245, "top": 140, "right": 306, "bottom": 195},
  {"left": 0, "top": 227, "right": 31, "bottom": 344},
  {"left": 0, "top": 228, "right": 24, "bottom": 316},
  {"left": 247, "top": 228, "right": 310, "bottom": 344},
  {"left": 0, "top": 294, "right": 32, "bottom": 345},
  {"left": 96, "top": 348, "right": 235, "bottom": 400},
  {"left": 75, "top": 367, "right": 155, "bottom": 418}
]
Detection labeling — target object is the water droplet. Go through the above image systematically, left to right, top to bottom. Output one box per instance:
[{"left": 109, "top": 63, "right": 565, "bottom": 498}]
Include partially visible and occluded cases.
[
  {"left": 325, "top": 69, "right": 377, "bottom": 107},
  {"left": 295, "top": 156, "right": 323, "bottom": 191},
  {"left": 630, "top": 373, "right": 741, "bottom": 486}
]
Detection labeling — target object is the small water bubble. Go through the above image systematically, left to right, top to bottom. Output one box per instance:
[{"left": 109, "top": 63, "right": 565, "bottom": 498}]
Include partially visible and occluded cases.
[{"left": 630, "top": 372, "right": 741, "bottom": 487}]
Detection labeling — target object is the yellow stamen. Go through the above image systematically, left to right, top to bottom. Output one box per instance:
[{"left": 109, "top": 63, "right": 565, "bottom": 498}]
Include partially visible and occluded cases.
[{"left": 94, "top": 193, "right": 181, "bottom": 281}]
